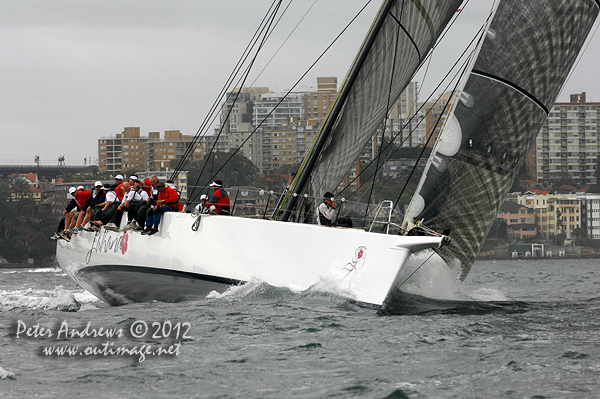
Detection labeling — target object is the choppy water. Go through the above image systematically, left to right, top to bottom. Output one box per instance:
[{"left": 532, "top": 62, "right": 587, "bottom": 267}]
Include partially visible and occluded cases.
[{"left": 1, "top": 258, "right": 600, "bottom": 398}]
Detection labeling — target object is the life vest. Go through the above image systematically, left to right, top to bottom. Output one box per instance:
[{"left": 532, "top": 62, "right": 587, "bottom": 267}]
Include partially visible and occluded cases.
[
  {"left": 114, "top": 184, "right": 125, "bottom": 201},
  {"left": 159, "top": 186, "right": 181, "bottom": 210},
  {"left": 209, "top": 188, "right": 230, "bottom": 214},
  {"left": 74, "top": 190, "right": 92, "bottom": 211}
]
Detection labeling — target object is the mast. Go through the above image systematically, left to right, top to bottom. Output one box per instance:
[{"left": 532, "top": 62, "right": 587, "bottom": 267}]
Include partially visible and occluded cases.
[
  {"left": 277, "top": 0, "right": 464, "bottom": 222},
  {"left": 278, "top": 0, "right": 396, "bottom": 222}
]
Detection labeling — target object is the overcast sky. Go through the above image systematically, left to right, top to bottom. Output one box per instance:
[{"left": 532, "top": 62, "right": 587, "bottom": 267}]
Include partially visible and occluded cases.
[{"left": 1, "top": 0, "right": 599, "bottom": 166}]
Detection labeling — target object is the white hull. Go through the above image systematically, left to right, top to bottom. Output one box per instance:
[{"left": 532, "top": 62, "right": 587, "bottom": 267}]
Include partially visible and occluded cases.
[{"left": 56, "top": 213, "right": 444, "bottom": 308}]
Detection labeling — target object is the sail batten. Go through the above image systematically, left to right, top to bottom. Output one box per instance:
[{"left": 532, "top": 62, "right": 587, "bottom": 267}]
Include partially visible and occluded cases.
[
  {"left": 404, "top": 0, "right": 600, "bottom": 279},
  {"left": 471, "top": 70, "right": 549, "bottom": 114}
]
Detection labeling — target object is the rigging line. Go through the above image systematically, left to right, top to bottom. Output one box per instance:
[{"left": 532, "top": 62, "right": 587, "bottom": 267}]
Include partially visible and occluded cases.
[
  {"left": 172, "top": 0, "right": 284, "bottom": 180},
  {"left": 249, "top": 0, "right": 318, "bottom": 87},
  {"left": 276, "top": 0, "right": 388, "bottom": 220},
  {"left": 417, "top": 0, "right": 472, "bottom": 99},
  {"left": 175, "top": 1, "right": 285, "bottom": 180},
  {"left": 198, "top": 1, "right": 376, "bottom": 205},
  {"left": 314, "top": 1, "right": 479, "bottom": 202},
  {"left": 364, "top": 1, "right": 405, "bottom": 226},
  {"left": 172, "top": 2, "right": 282, "bottom": 181},
  {"left": 173, "top": 2, "right": 280, "bottom": 163},
  {"left": 187, "top": 2, "right": 285, "bottom": 203},
  {"left": 388, "top": 5, "right": 421, "bottom": 62},
  {"left": 346, "top": 12, "right": 490, "bottom": 197},
  {"left": 559, "top": 14, "right": 600, "bottom": 100},
  {"left": 336, "top": 26, "right": 485, "bottom": 202},
  {"left": 392, "top": 50, "right": 475, "bottom": 212},
  {"left": 340, "top": 60, "right": 463, "bottom": 207},
  {"left": 382, "top": 250, "right": 436, "bottom": 304}
]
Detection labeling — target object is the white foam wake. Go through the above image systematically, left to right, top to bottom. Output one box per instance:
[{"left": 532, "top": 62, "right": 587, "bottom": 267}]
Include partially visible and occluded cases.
[
  {"left": 397, "top": 251, "right": 508, "bottom": 302},
  {"left": 0, "top": 267, "right": 64, "bottom": 275},
  {"left": 0, "top": 285, "right": 101, "bottom": 312},
  {"left": 0, "top": 365, "right": 15, "bottom": 380}
]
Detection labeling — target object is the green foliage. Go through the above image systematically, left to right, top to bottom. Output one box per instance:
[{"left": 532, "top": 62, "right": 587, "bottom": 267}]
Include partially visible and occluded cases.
[
  {"left": 187, "top": 151, "right": 260, "bottom": 200},
  {"left": 10, "top": 176, "right": 33, "bottom": 200},
  {"left": 0, "top": 196, "right": 56, "bottom": 263},
  {"left": 487, "top": 218, "right": 508, "bottom": 239},
  {"left": 572, "top": 227, "right": 586, "bottom": 239},
  {"left": 549, "top": 232, "right": 566, "bottom": 246},
  {"left": 575, "top": 237, "right": 600, "bottom": 249}
]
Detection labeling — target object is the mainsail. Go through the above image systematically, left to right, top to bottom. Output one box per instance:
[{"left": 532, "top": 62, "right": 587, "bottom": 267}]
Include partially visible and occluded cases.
[
  {"left": 277, "top": 0, "right": 463, "bottom": 220},
  {"left": 404, "top": 0, "right": 600, "bottom": 278}
]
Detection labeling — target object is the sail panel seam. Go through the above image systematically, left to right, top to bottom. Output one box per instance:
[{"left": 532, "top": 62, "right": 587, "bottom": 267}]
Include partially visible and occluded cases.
[
  {"left": 409, "top": 0, "right": 435, "bottom": 38},
  {"left": 388, "top": 12, "right": 422, "bottom": 61},
  {"left": 471, "top": 70, "right": 548, "bottom": 114},
  {"left": 453, "top": 152, "right": 515, "bottom": 177}
]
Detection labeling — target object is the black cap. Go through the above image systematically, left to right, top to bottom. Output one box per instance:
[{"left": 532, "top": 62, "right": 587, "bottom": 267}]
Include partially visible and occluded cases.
[{"left": 324, "top": 192, "right": 334, "bottom": 201}]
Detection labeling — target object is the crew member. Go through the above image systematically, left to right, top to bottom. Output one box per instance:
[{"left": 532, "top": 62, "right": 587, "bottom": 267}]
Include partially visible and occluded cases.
[
  {"left": 114, "top": 174, "right": 126, "bottom": 201},
  {"left": 207, "top": 180, "right": 230, "bottom": 215},
  {"left": 75, "top": 181, "right": 105, "bottom": 232},
  {"left": 142, "top": 182, "right": 180, "bottom": 235},
  {"left": 317, "top": 192, "right": 337, "bottom": 226},
  {"left": 194, "top": 194, "right": 208, "bottom": 214}
]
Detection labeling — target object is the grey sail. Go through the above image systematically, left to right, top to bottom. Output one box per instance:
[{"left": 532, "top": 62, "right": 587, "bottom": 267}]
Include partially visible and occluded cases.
[
  {"left": 277, "top": 0, "right": 463, "bottom": 220},
  {"left": 404, "top": 0, "right": 600, "bottom": 278}
]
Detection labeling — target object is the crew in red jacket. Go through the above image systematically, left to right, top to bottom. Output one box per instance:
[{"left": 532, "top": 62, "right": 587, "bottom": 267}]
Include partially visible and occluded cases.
[
  {"left": 114, "top": 174, "right": 125, "bottom": 201},
  {"left": 208, "top": 180, "right": 230, "bottom": 215},
  {"left": 142, "top": 182, "right": 179, "bottom": 235}
]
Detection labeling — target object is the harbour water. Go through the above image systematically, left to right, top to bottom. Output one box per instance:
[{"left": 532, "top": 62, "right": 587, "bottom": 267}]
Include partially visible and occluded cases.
[{"left": 1, "top": 258, "right": 599, "bottom": 398}]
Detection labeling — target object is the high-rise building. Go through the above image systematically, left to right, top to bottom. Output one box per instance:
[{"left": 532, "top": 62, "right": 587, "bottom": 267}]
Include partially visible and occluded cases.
[
  {"left": 215, "top": 78, "right": 338, "bottom": 174},
  {"left": 536, "top": 92, "right": 600, "bottom": 187},
  {"left": 98, "top": 128, "right": 204, "bottom": 174}
]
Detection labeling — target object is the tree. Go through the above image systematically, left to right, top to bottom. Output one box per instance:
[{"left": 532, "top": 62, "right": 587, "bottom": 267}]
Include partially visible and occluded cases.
[
  {"left": 187, "top": 151, "right": 259, "bottom": 200},
  {"left": 10, "top": 176, "right": 32, "bottom": 200},
  {"left": 488, "top": 218, "right": 508, "bottom": 239},
  {"left": 573, "top": 227, "right": 586, "bottom": 239}
]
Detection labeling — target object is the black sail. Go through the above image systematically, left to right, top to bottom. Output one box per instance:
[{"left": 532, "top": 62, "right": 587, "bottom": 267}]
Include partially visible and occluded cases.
[
  {"left": 277, "top": 0, "right": 463, "bottom": 220},
  {"left": 404, "top": 0, "right": 600, "bottom": 278}
]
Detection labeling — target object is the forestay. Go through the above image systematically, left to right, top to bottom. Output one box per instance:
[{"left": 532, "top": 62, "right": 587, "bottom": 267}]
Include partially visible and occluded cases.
[
  {"left": 278, "top": 0, "right": 463, "bottom": 220},
  {"left": 404, "top": 0, "right": 600, "bottom": 278}
]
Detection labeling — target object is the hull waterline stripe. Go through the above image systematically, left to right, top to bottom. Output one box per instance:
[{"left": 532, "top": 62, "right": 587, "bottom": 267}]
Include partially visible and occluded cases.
[
  {"left": 471, "top": 70, "right": 548, "bottom": 114},
  {"left": 78, "top": 264, "right": 383, "bottom": 309},
  {"left": 81, "top": 264, "right": 245, "bottom": 286}
]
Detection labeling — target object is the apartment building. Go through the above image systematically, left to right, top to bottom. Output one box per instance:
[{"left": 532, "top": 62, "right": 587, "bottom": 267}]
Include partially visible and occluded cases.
[
  {"left": 535, "top": 92, "right": 600, "bottom": 188},
  {"left": 98, "top": 128, "right": 204, "bottom": 174},
  {"left": 516, "top": 191, "right": 582, "bottom": 239}
]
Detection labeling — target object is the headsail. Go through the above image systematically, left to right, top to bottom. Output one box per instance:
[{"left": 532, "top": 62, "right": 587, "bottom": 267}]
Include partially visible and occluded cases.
[
  {"left": 277, "top": 0, "right": 463, "bottom": 221},
  {"left": 404, "top": 0, "right": 600, "bottom": 278}
]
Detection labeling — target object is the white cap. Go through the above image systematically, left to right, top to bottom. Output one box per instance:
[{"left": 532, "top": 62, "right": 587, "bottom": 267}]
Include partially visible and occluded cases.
[
  {"left": 115, "top": 174, "right": 124, "bottom": 180},
  {"left": 130, "top": 175, "right": 138, "bottom": 180},
  {"left": 94, "top": 181, "right": 102, "bottom": 187},
  {"left": 209, "top": 182, "right": 222, "bottom": 187},
  {"left": 167, "top": 183, "right": 176, "bottom": 189},
  {"left": 77, "top": 185, "right": 85, "bottom": 191},
  {"left": 69, "top": 187, "right": 76, "bottom": 194},
  {"left": 200, "top": 194, "right": 207, "bottom": 200}
]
